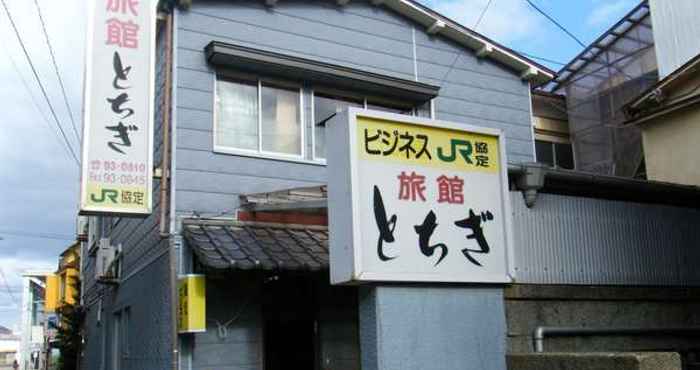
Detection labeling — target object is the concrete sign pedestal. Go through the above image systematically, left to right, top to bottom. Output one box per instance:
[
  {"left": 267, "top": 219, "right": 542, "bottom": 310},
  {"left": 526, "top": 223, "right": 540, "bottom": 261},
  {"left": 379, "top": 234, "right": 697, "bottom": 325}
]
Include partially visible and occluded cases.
[{"left": 359, "top": 285, "right": 507, "bottom": 370}]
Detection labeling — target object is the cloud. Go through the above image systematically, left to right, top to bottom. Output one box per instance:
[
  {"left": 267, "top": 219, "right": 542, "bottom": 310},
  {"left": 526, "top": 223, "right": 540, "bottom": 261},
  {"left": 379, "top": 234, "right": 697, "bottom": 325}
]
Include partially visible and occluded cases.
[
  {"left": 0, "top": 0, "right": 85, "bottom": 330},
  {"left": 423, "top": 0, "right": 545, "bottom": 45},
  {"left": 587, "top": 0, "right": 637, "bottom": 27}
]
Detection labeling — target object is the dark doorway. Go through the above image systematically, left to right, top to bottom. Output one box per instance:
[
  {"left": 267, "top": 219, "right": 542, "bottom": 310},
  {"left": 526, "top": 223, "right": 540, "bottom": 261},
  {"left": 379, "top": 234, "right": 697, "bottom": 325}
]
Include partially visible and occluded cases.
[{"left": 263, "top": 275, "right": 317, "bottom": 370}]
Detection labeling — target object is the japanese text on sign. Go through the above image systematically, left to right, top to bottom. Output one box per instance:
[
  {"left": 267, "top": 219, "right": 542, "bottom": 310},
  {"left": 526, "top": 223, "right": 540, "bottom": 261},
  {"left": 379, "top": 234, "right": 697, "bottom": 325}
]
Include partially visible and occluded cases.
[
  {"left": 80, "top": 0, "right": 156, "bottom": 215},
  {"left": 328, "top": 110, "right": 511, "bottom": 284}
]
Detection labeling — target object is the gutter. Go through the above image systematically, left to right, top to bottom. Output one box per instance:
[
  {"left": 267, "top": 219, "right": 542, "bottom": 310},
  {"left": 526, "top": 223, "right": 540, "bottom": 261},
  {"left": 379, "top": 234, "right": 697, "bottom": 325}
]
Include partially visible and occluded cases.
[{"left": 508, "top": 163, "right": 700, "bottom": 209}]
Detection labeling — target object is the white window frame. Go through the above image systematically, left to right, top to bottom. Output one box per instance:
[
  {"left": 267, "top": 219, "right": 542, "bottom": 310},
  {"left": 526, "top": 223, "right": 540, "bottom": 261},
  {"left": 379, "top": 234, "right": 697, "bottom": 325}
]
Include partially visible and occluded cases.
[{"left": 213, "top": 77, "right": 307, "bottom": 163}]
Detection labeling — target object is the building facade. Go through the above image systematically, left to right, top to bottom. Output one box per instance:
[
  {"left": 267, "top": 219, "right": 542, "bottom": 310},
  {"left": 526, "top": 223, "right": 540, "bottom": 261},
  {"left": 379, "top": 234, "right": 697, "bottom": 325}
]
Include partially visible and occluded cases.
[
  {"left": 80, "top": 1, "right": 700, "bottom": 370},
  {"left": 624, "top": 54, "right": 700, "bottom": 186}
]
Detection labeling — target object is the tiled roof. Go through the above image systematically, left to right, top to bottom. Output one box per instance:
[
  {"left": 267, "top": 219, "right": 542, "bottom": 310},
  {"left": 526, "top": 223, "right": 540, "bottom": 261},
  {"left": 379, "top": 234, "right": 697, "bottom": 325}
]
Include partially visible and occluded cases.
[{"left": 183, "top": 221, "right": 329, "bottom": 271}]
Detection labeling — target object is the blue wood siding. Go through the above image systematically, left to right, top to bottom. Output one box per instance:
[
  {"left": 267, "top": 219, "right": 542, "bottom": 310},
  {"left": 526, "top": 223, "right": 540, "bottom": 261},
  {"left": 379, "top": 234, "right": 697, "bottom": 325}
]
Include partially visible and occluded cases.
[{"left": 174, "top": 0, "right": 534, "bottom": 216}]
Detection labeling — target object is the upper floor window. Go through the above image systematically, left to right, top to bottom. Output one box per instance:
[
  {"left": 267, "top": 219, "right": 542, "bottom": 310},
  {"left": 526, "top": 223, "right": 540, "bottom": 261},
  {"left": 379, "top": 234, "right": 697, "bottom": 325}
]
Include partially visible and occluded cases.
[
  {"left": 215, "top": 74, "right": 433, "bottom": 163},
  {"left": 216, "top": 77, "right": 303, "bottom": 158},
  {"left": 312, "top": 92, "right": 433, "bottom": 161},
  {"left": 313, "top": 93, "right": 363, "bottom": 160},
  {"left": 535, "top": 140, "right": 574, "bottom": 170}
]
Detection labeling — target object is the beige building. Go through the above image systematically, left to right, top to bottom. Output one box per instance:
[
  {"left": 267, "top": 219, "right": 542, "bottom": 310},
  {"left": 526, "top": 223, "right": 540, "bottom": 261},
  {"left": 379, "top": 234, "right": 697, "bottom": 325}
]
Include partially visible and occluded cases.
[{"left": 625, "top": 53, "right": 700, "bottom": 186}]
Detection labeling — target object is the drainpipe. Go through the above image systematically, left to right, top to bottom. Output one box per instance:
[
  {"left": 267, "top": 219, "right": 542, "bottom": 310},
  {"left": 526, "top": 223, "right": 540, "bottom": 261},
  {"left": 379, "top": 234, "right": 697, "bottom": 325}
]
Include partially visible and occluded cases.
[
  {"left": 159, "top": 9, "right": 179, "bottom": 370},
  {"left": 513, "top": 163, "right": 546, "bottom": 208},
  {"left": 533, "top": 326, "right": 700, "bottom": 353}
]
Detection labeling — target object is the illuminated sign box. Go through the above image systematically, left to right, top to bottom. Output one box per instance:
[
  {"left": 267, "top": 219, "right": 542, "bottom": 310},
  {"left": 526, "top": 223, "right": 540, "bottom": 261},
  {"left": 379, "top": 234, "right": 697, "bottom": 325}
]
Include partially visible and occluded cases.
[
  {"left": 79, "top": 0, "right": 157, "bottom": 216},
  {"left": 327, "top": 108, "right": 513, "bottom": 284},
  {"left": 178, "top": 274, "right": 206, "bottom": 334}
]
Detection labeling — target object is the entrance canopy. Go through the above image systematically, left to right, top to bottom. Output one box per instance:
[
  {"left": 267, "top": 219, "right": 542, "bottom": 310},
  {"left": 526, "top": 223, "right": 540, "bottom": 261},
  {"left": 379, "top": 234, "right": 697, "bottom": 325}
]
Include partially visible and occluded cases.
[{"left": 184, "top": 220, "right": 329, "bottom": 271}]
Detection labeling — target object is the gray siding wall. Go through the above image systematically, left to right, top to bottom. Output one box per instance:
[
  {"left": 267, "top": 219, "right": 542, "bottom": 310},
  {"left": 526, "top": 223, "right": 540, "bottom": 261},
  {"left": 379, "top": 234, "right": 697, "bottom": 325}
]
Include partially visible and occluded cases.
[
  {"left": 174, "top": 0, "right": 534, "bottom": 215},
  {"left": 82, "top": 21, "right": 172, "bottom": 370},
  {"left": 511, "top": 192, "right": 700, "bottom": 286},
  {"left": 192, "top": 275, "right": 359, "bottom": 370},
  {"left": 192, "top": 276, "right": 263, "bottom": 370}
]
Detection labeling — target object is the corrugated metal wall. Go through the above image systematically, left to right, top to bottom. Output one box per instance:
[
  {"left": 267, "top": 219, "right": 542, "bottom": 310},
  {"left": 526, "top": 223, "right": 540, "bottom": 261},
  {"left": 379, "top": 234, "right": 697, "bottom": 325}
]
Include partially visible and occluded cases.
[
  {"left": 650, "top": 0, "right": 700, "bottom": 78},
  {"left": 511, "top": 191, "right": 700, "bottom": 286}
]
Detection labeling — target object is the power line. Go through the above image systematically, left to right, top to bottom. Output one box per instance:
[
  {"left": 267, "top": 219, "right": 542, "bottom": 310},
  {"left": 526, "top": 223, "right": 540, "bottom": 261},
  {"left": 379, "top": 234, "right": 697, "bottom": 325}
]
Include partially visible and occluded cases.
[
  {"left": 0, "top": 0, "right": 80, "bottom": 166},
  {"left": 33, "top": 0, "right": 81, "bottom": 145},
  {"left": 473, "top": 0, "right": 494, "bottom": 30},
  {"left": 524, "top": 0, "right": 586, "bottom": 48},
  {"left": 0, "top": 40, "right": 77, "bottom": 162},
  {"left": 513, "top": 49, "right": 566, "bottom": 66},
  {"left": 0, "top": 229, "right": 75, "bottom": 241},
  {"left": 0, "top": 268, "right": 19, "bottom": 307}
]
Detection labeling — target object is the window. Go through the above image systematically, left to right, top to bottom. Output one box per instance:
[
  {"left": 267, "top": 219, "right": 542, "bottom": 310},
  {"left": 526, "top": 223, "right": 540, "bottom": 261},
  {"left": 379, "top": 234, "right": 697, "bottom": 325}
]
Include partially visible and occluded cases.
[
  {"left": 215, "top": 74, "right": 433, "bottom": 163},
  {"left": 216, "top": 77, "right": 303, "bottom": 158},
  {"left": 312, "top": 91, "right": 433, "bottom": 160},
  {"left": 313, "top": 93, "right": 363, "bottom": 160},
  {"left": 535, "top": 140, "right": 574, "bottom": 169}
]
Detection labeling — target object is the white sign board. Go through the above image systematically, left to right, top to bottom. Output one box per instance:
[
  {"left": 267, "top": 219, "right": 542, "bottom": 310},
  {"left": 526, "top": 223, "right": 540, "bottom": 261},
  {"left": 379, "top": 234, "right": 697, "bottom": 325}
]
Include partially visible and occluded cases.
[
  {"left": 80, "top": 0, "right": 157, "bottom": 215},
  {"left": 328, "top": 108, "right": 513, "bottom": 284}
]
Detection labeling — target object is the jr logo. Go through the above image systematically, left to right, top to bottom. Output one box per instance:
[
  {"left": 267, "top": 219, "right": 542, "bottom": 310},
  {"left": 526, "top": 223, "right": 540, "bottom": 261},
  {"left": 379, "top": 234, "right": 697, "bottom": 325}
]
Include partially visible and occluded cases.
[
  {"left": 437, "top": 139, "right": 473, "bottom": 164},
  {"left": 91, "top": 189, "right": 119, "bottom": 203}
]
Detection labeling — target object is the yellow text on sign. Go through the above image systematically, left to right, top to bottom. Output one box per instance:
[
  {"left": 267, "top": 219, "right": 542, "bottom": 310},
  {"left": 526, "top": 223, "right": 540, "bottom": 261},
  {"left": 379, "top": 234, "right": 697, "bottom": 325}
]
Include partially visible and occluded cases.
[
  {"left": 357, "top": 116, "right": 500, "bottom": 173},
  {"left": 178, "top": 275, "right": 206, "bottom": 333}
]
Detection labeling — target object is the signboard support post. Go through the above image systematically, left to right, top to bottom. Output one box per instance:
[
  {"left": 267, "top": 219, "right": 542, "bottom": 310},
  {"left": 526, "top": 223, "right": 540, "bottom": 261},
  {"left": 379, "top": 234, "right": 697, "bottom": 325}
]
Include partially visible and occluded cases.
[{"left": 359, "top": 285, "right": 507, "bottom": 370}]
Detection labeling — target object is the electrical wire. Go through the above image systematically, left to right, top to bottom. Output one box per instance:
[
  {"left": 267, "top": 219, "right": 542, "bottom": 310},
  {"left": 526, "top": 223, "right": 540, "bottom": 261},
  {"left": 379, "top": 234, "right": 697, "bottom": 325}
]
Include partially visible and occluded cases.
[
  {"left": 0, "top": 0, "right": 80, "bottom": 166},
  {"left": 32, "top": 0, "right": 81, "bottom": 144},
  {"left": 473, "top": 0, "right": 494, "bottom": 30},
  {"left": 524, "top": 0, "right": 586, "bottom": 48},
  {"left": 0, "top": 40, "right": 77, "bottom": 162},
  {"left": 513, "top": 49, "right": 566, "bottom": 66},
  {"left": 0, "top": 229, "right": 74, "bottom": 241},
  {"left": 0, "top": 268, "right": 19, "bottom": 307}
]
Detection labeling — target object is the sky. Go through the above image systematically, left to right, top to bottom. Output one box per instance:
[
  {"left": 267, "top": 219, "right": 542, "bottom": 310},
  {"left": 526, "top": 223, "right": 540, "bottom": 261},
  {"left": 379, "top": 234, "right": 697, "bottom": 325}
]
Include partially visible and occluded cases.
[{"left": 0, "top": 0, "right": 640, "bottom": 331}]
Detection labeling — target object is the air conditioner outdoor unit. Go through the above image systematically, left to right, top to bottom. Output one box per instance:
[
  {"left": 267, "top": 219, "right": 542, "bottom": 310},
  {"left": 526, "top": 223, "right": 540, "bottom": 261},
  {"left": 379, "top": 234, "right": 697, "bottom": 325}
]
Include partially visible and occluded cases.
[{"left": 95, "top": 238, "right": 116, "bottom": 282}]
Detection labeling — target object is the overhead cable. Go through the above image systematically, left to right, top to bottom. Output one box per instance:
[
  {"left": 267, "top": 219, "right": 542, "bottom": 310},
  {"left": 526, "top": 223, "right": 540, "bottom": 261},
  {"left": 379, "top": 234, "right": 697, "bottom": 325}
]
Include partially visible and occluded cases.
[{"left": 0, "top": 0, "right": 80, "bottom": 166}]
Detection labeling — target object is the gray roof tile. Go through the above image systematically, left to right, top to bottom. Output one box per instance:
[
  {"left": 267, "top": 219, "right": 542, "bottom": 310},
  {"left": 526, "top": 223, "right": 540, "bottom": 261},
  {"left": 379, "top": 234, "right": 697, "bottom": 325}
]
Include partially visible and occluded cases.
[{"left": 183, "top": 221, "right": 329, "bottom": 271}]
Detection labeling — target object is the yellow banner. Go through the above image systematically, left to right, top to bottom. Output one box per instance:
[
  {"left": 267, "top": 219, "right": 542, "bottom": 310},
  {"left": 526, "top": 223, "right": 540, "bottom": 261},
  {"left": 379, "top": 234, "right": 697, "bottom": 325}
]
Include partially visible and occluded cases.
[
  {"left": 357, "top": 116, "right": 500, "bottom": 173},
  {"left": 178, "top": 275, "right": 206, "bottom": 333}
]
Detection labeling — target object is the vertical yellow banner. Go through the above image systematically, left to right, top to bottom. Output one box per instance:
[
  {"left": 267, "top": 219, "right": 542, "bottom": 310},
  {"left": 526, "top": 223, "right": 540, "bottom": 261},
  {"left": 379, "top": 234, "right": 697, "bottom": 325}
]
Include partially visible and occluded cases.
[{"left": 178, "top": 275, "right": 206, "bottom": 333}]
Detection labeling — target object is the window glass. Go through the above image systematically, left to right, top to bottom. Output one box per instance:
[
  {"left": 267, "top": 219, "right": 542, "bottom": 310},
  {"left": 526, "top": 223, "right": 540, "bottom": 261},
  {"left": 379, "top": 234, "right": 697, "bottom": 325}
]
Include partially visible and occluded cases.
[
  {"left": 216, "top": 78, "right": 258, "bottom": 151},
  {"left": 261, "top": 83, "right": 302, "bottom": 155},
  {"left": 313, "top": 93, "right": 362, "bottom": 159},
  {"left": 415, "top": 100, "right": 432, "bottom": 118},
  {"left": 535, "top": 140, "right": 554, "bottom": 167},
  {"left": 555, "top": 143, "right": 574, "bottom": 169}
]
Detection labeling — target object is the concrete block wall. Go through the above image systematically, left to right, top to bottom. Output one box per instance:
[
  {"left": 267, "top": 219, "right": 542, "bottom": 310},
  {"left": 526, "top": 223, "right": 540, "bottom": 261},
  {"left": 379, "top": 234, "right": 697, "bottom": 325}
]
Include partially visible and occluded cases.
[
  {"left": 505, "top": 285, "right": 700, "bottom": 354},
  {"left": 508, "top": 352, "right": 682, "bottom": 370}
]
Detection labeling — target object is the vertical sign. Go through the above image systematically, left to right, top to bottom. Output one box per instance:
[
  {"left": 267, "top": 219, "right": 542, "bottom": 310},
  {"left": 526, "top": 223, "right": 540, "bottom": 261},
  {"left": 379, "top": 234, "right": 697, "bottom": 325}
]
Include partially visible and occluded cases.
[
  {"left": 80, "top": 0, "right": 157, "bottom": 215},
  {"left": 328, "top": 108, "right": 513, "bottom": 284},
  {"left": 178, "top": 275, "right": 206, "bottom": 334}
]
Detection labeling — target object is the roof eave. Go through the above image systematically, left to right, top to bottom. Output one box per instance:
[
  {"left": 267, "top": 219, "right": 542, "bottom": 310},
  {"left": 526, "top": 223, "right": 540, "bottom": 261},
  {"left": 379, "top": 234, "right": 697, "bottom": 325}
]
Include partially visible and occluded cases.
[
  {"left": 180, "top": 0, "right": 556, "bottom": 85},
  {"left": 386, "top": 0, "right": 555, "bottom": 85}
]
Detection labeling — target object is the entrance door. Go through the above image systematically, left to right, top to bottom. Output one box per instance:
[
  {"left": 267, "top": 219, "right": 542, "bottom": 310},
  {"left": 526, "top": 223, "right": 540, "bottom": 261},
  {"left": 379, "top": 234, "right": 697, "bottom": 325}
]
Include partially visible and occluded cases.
[{"left": 262, "top": 275, "right": 317, "bottom": 370}]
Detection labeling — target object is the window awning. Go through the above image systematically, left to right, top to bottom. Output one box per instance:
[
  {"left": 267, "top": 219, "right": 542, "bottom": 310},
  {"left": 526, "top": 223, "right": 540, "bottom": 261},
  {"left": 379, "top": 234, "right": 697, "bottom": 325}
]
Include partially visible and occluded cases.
[
  {"left": 205, "top": 41, "right": 440, "bottom": 103},
  {"left": 184, "top": 220, "right": 329, "bottom": 271}
]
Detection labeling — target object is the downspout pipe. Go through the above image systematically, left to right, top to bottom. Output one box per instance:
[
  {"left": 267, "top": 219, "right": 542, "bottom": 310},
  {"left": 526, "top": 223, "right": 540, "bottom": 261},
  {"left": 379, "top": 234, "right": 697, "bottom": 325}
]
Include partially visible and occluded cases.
[{"left": 533, "top": 326, "right": 700, "bottom": 353}]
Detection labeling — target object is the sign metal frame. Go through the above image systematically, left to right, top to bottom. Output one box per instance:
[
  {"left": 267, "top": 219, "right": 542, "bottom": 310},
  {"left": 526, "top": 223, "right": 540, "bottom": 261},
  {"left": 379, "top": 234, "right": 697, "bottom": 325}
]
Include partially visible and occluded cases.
[{"left": 328, "top": 107, "right": 515, "bottom": 284}]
